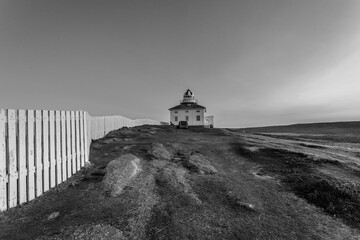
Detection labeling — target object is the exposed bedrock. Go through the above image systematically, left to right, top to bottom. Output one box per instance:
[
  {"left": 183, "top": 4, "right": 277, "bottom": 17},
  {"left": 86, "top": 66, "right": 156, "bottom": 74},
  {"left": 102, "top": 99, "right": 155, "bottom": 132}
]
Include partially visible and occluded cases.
[
  {"left": 150, "top": 142, "right": 172, "bottom": 161},
  {"left": 102, "top": 154, "right": 142, "bottom": 197}
]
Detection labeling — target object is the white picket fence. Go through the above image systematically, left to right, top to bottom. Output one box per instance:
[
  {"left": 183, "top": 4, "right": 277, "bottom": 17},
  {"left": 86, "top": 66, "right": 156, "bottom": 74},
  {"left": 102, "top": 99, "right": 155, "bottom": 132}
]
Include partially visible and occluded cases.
[
  {"left": 0, "top": 109, "right": 165, "bottom": 212},
  {"left": 0, "top": 109, "right": 88, "bottom": 211},
  {"left": 89, "top": 115, "right": 135, "bottom": 140},
  {"left": 89, "top": 116, "right": 165, "bottom": 140}
]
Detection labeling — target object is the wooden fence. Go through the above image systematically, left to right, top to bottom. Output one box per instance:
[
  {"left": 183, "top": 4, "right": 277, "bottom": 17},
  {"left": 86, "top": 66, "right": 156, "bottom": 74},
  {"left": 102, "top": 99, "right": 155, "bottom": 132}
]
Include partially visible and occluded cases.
[
  {"left": 0, "top": 109, "right": 165, "bottom": 211},
  {"left": 0, "top": 109, "right": 88, "bottom": 211},
  {"left": 89, "top": 115, "right": 134, "bottom": 140},
  {"left": 89, "top": 116, "right": 166, "bottom": 140}
]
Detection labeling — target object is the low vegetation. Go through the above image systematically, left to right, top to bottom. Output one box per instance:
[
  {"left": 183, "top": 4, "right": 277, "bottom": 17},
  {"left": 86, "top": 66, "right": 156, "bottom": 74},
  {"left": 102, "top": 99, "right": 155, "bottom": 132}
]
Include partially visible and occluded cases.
[
  {"left": 1, "top": 125, "right": 359, "bottom": 239},
  {"left": 234, "top": 146, "right": 360, "bottom": 228}
]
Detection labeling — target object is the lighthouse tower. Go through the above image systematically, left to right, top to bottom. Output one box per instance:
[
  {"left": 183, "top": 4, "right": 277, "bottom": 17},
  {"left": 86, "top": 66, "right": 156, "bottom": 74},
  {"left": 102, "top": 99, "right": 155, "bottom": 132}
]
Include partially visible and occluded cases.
[{"left": 169, "top": 89, "right": 207, "bottom": 126}]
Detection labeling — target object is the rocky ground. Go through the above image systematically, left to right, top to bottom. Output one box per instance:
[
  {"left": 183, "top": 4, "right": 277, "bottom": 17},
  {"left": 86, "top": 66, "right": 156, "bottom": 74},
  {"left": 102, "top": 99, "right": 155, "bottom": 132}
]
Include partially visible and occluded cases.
[{"left": 0, "top": 125, "right": 360, "bottom": 239}]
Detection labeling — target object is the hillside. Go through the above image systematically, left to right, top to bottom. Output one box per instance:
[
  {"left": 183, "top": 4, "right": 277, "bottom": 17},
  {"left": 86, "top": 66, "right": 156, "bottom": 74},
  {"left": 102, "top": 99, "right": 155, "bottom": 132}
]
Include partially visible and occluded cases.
[
  {"left": 241, "top": 121, "right": 360, "bottom": 135},
  {"left": 0, "top": 125, "right": 359, "bottom": 239}
]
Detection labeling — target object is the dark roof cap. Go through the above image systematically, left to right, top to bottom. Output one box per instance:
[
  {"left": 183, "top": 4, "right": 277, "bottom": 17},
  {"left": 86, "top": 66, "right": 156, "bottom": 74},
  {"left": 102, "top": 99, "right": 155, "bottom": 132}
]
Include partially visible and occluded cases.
[{"left": 169, "top": 103, "right": 206, "bottom": 110}]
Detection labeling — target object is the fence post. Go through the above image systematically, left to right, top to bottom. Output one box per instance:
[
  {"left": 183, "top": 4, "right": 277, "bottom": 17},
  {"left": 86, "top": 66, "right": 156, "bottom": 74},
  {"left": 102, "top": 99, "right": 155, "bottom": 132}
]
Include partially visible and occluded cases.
[
  {"left": 0, "top": 110, "right": 7, "bottom": 211},
  {"left": 8, "top": 110, "right": 18, "bottom": 208},
  {"left": 18, "top": 110, "right": 27, "bottom": 204},
  {"left": 27, "top": 110, "right": 35, "bottom": 201},
  {"left": 35, "top": 110, "right": 43, "bottom": 197},
  {"left": 42, "top": 110, "right": 50, "bottom": 192},
  {"left": 49, "top": 111, "right": 56, "bottom": 188},
  {"left": 55, "top": 111, "right": 62, "bottom": 184},
  {"left": 61, "top": 111, "right": 67, "bottom": 181},
  {"left": 66, "top": 111, "right": 71, "bottom": 178},
  {"left": 71, "top": 111, "right": 76, "bottom": 174},
  {"left": 75, "top": 111, "right": 80, "bottom": 171},
  {"left": 79, "top": 111, "right": 85, "bottom": 167},
  {"left": 84, "top": 112, "right": 89, "bottom": 163},
  {"left": 93, "top": 116, "right": 96, "bottom": 139},
  {"left": 103, "top": 116, "right": 106, "bottom": 137}
]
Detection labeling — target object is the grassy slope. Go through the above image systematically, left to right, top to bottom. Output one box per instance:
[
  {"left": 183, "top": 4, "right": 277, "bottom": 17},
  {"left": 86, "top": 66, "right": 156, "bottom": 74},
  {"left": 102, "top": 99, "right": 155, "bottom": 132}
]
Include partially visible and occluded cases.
[
  {"left": 240, "top": 121, "right": 360, "bottom": 135},
  {"left": 0, "top": 125, "right": 359, "bottom": 239}
]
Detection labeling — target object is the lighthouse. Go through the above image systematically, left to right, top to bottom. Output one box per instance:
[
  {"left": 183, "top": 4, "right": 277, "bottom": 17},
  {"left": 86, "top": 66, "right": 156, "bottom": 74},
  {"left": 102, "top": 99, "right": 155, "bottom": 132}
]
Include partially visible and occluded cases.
[{"left": 169, "top": 89, "right": 213, "bottom": 127}]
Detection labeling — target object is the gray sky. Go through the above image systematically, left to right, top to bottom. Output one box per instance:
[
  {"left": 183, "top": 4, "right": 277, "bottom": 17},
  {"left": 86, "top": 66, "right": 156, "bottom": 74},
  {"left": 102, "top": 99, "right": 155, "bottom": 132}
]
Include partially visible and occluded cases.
[{"left": 1, "top": 0, "right": 359, "bottom": 127}]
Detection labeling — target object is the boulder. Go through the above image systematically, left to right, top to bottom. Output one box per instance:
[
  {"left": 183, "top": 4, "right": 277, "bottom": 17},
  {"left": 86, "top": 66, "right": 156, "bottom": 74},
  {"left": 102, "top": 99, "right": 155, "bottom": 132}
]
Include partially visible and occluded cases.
[
  {"left": 151, "top": 143, "right": 172, "bottom": 161},
  {"left": 102, "top": 154, "right": 142, "bottom": 197},
  {"left": 186, "top": 154, "right": 217, "bottom": 174},
  {"left": 226, "top": 191, "right": 256, "bottom": 212},
  {"left": 236, "top": 201, "right": 256, "bottom": 211},
  {"left": 47, "top": 211, "right": 60, "bottom": 220}
]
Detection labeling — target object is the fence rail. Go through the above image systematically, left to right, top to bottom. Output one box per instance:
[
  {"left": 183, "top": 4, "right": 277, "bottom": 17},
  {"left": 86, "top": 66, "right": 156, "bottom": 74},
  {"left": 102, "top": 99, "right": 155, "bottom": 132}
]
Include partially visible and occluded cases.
[{"left": 0, "top": 109, "right": 164, "bottom": 211}]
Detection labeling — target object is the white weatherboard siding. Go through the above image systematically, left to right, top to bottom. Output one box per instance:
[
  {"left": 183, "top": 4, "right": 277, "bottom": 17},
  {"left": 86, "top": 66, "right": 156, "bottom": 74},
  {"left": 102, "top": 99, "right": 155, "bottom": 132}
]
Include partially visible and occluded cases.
[{"left": 170, "top": 109, "right": 205, "bottom": 126}]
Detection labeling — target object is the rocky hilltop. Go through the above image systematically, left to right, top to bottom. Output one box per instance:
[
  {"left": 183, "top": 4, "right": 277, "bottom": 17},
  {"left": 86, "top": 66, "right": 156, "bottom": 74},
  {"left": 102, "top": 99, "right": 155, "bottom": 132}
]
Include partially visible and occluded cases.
[{"left": 1, "top": 125, "right": 359, "bottom": 239}]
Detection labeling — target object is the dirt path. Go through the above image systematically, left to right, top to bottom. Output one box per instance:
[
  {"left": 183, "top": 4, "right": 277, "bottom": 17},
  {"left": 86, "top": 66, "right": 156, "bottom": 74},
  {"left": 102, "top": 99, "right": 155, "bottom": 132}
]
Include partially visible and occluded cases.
[{"left": 0, "top": 125, "right": 359, "bottom": 239}]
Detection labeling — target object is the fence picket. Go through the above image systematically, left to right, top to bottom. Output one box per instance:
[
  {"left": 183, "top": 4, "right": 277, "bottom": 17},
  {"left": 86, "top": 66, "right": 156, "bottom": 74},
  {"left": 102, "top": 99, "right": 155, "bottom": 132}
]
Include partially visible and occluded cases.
[
  {"left": 0, "top": 110, "right": 7, "bottom": 211},
  {"left": 8, "top": 110, "right": 18, "bottom": 207},
  {"left": 18, "top": 110, "right": 27, "bottom": 204},
  {"left": 27, "top": 110, "right": 35, "bottom": 201},
  {"left": 35, "top": 110, "right": 43, "bottom": 197},
  {"left": 42, "top": 110, "right": 50, "bottom": 192},
  {"left": 49, "top": 111, "right": 56, "bottom": 188},
  {"left": 55, "top": 111, "right": 61, "bottom": 184},
  {"left": 61, "top": 111, "right": 67, "bottom": 181},
  {"left": 66, "top": 111, "right": 71, "bottom": 178},
  {"left": 71, "top": 111, "right": 76, "bottom": 174},
  {"left": 75, "top": 112, "right": 80, "bottom": 171},
  {"left": 79, "top": 112, "right": 84, "bottom": 167},
  {"left": 84, "top": 112, "right": 89, "bottom": 163},
  {"left": 90, "top": 115, "right": 93, "bottom": 137},
  {"left": 91, "top": 116, "right": 94, "bottom": 140},
  {"left": 112, "top": 116, "right": 114, "bottom": 130},
  {"left": 92, "top": 117, "right": 96, "bottom": 139}
]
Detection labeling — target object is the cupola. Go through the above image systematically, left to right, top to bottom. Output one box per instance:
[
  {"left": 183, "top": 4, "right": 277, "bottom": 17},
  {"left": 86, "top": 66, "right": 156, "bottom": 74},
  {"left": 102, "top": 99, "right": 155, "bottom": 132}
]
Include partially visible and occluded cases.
[{"left": 181, "top": 89, "right": 197, "bottom": 104}]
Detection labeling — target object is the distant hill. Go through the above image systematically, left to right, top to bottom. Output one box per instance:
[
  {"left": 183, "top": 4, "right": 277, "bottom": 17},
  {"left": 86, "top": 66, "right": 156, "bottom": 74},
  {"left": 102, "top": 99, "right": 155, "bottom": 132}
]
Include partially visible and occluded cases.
[{"left": 240, "top": 121, "right": 360, "bottom": 135}]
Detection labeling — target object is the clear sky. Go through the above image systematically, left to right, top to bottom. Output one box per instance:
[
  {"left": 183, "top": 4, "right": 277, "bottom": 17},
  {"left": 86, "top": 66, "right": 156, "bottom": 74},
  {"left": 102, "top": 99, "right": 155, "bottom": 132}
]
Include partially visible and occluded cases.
[{"left": 1, "top": 0, "right": 359, "bottom": 128}]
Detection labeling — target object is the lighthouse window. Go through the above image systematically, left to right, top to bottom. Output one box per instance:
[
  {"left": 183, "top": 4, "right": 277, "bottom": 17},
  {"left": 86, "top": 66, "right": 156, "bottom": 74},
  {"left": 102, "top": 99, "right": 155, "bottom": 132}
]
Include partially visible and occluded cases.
[
  {"left": 196, "top": 110, "right": 200, "bottom": 112},
  {"left": 175, "top": 111, "right": 178, "bottom": 113},
  {"left": 185, "top": 111, "right": 188, "bottom": 113},
  {"left": 196, "top": 115, "right": 201, "bottom": 121},
  {"left": 175, "top": 116, "right": 178, "bottom": 122},
  {"left": 186, "top": 116, "right": 189, "bottom": 121}
]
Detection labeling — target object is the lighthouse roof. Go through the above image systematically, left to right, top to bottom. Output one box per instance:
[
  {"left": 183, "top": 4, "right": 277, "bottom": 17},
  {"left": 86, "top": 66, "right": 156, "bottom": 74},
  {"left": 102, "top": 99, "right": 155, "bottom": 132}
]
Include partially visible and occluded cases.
[{"left": 169, "top": 103, "right": 206, "bottom": 111}]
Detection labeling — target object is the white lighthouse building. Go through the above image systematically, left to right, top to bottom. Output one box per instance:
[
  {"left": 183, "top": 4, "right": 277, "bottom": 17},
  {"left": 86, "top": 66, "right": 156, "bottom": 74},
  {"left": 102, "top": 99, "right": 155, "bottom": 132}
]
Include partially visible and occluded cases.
[{"left": 169, "top": 89, "right": 213, "bottom": 127}]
